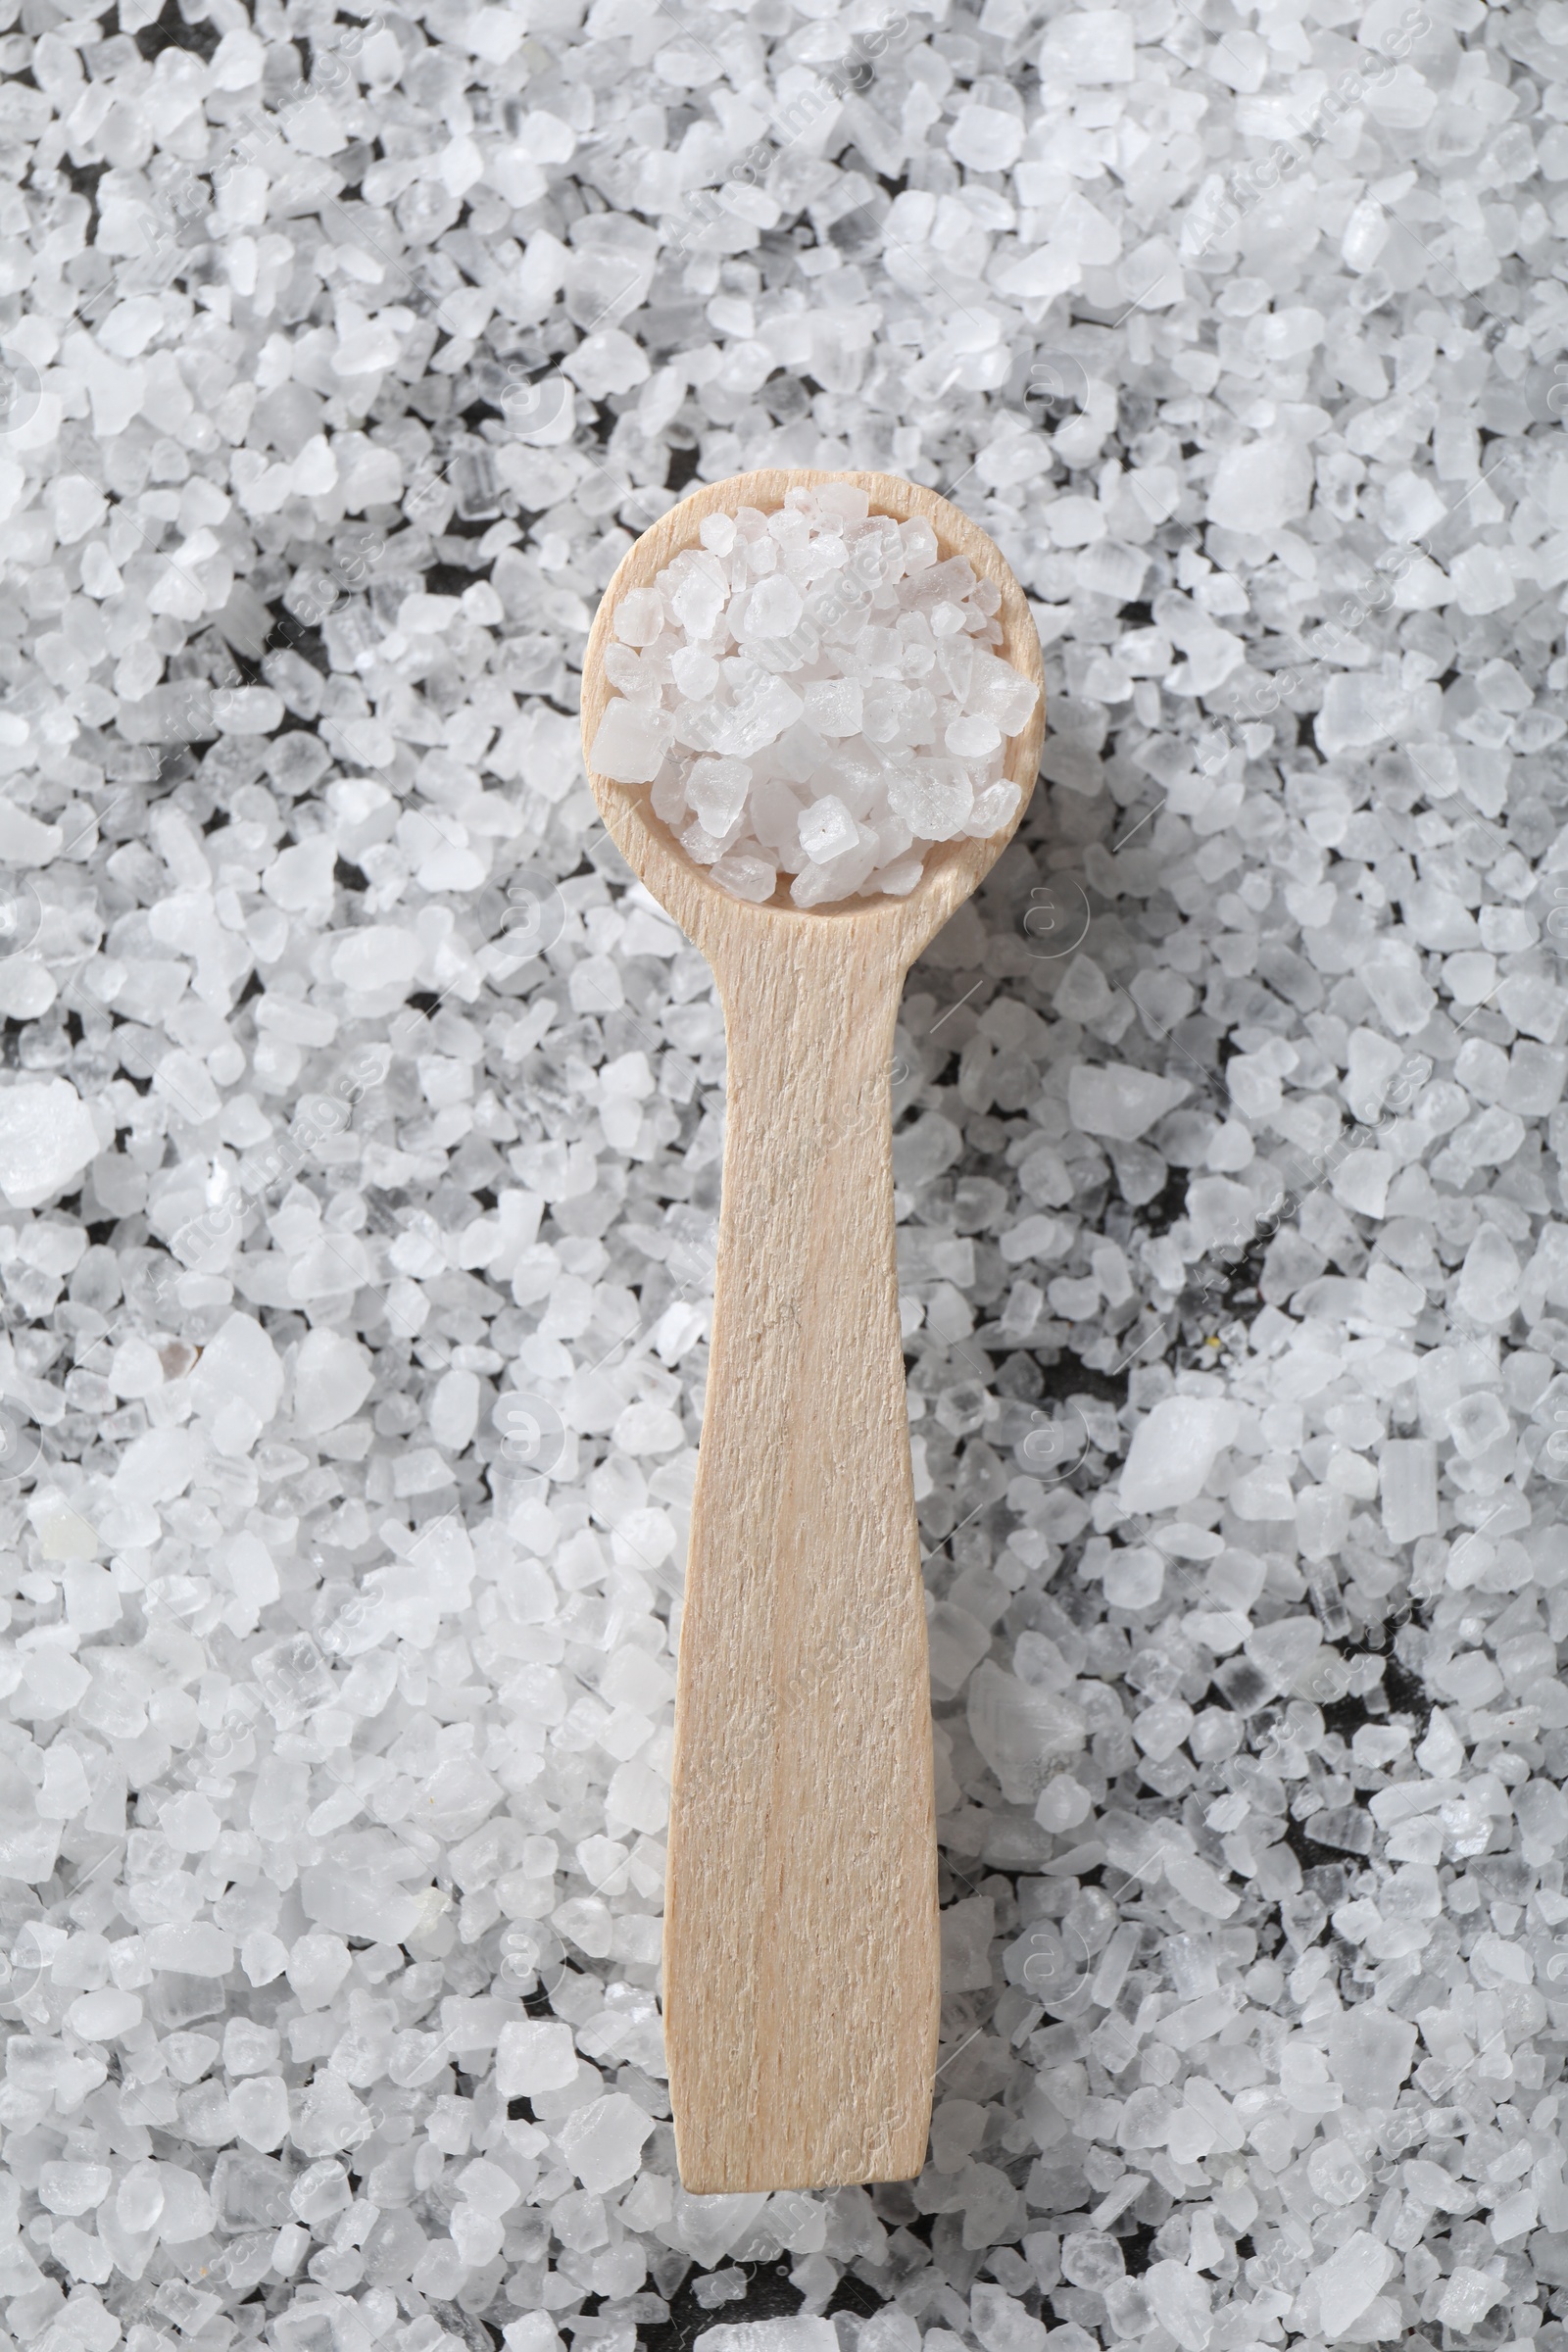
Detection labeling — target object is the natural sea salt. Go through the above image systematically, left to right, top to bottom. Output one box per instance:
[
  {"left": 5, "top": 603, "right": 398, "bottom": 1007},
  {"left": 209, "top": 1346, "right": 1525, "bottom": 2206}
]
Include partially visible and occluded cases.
[
  {"left": 0, "top": 0, "right": 1566, "bottom": 2337},
  {"left": 590, "top": 488, "right": 1038, "bottom": 906}
]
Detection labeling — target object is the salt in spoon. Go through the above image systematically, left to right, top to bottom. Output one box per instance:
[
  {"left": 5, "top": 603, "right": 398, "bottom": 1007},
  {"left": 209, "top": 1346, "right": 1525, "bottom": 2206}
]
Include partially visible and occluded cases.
[{"left": 579, "top": 467, "right": 1046, "bottom": 2192}]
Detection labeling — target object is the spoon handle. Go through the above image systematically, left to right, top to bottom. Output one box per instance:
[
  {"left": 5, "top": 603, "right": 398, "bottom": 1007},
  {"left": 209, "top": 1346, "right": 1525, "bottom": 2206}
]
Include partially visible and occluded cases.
[{"left": 663, "top": 922, "right": 940, "bottom": 2193}]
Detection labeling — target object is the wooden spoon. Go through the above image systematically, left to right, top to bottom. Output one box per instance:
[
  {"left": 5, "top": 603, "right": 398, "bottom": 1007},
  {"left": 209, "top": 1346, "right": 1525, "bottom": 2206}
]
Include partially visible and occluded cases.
[{"left": 580, "top": 468, "right": 1045, "bottom": 2192}]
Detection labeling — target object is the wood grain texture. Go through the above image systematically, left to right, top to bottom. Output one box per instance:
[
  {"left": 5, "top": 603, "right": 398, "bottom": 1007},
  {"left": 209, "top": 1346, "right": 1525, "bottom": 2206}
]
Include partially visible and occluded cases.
[{"left": 580, "top": 469, "right": 1045, "bottom": 2192}]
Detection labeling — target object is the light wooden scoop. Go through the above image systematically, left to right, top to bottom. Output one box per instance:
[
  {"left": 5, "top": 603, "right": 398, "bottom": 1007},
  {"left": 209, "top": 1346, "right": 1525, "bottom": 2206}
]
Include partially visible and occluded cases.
[{"left": 580, "top": 468, "right": 1045, "bottom": 2192}]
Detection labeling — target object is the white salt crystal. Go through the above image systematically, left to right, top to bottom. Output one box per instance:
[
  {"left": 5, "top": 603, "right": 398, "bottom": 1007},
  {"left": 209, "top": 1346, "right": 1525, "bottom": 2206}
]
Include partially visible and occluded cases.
[
  {"left": 1040, "top": 9, "right": 1136, "bottom": 80},
  {"left": 949, "top": 106, "right": 1026, "bottom": 172},
  {"left": 1206, "top": 438, "right": 1313, "bottom": 533},
  {"left": 1076, "top": 541, "right": 1148, "bottom": 601},
  {"left": 1446, "top": 545, "right": 1514, "bottom": 617},
  {"left": 671, "top": 564, "right": 730, "bottom": 640},
  {"left": 745, "top": 574, "right": 804, "bottom": 636},
  {"left": 614, "top": 587, "right": 664, "bottom": 646},
  {"left": 672, "top": 645, "right": 720, "bottom": 699},
  {"left": 970, "top": 658, "right": 1042, "bottom": 734},
  {"left": 1316, "top": 672, "right": 1411, "bottom": 759},
  {"left": 804, "top": 679, "right": 863, "bottom": 737},
  {"left": 590, "top": 700, "right": 673, "bottom": 784},
  {"left": 947, "top": 713, "right": 1003, "bottom": 758},
  {"left": 687, "top": 757, "right": 753, "bottom": 835},
  {"left": 889, "top": 766, "right": 974, "bottom": 841},
  {"left": 968, "top": 780, "right": 1029, "bottom": 837},
  {"left": 799, "top": 796, "right": 859, "bottom": 863},
  {"left": 0, "top": 805, "right": 61, "bottom": 865},
  {"left": 710, "top": 851, "right": 778, "bottom": 902},
  {"left": 331, "top": 928, "right": 424, "bottom": 994},
  {"left": 1068, "top": 1063, "right": 1188, "bottom": 1142},
  {"left": 0, "top": 1079, "right": 100, "bottom": 1207},
  {"left": 1455, "top": 1222, "right": 1521, "bottom": 1323},
  {"left": 188, "top": 1312, "right": 283, "bottom": 1436},
  {"left": 292, "top": 1330, "right": 374, "bottom": 1434},
  {"left": 107, "top": 1335, "right": 164, "bottom": 1400},
  {"left": 429, "top": 1367, "right": 481, "bottom": 1450},
  {"left": 1446, "top": 1390, "right": 1510, "bottom": 1457},
  {"left": 1120, "top": 1397, "right": 1240, "bottom": 1512},
  {"left": 1380, "top": 1439, "right": 1438, "bottom": 1544},
  {"left": 1103, "top": 1546, "right": 1163, "bottom": 1607},
  {"left": 966, "top": 1660, "right": 1086, "bottom": 1802},
  {"left": 1419, "top": 1702, "right": 1466, "bottom": 1768},
  {"left": 1036, "top": 1774, "right": 1092, "bottom": 1832},
  {"left": 1516, "top": 1780, "right": 1568, "bottom": 1859},
  {"left": 145, "top": 1923, "right": 233, "bottom": 1977},
  {"left": 285, "top": 1934, "right": 351, "bottom": 2008},
  {"left": 68, "top": 1988, "right": 142, "bottom": 2040},
  {"left": 1325, "top": 2007, "right": 1416, "bottom": 2106},
  {"left": 495, "top": 2019, "right": 578, "bottom": 2096},
  {"left": 230, "top": 2078, "right": 289, "bottom": 2153},
  {"left": 555, "top": 2091, "right": 654, "bottom": 2191},
  {"left": 39, "top": 2163, "right": 111, "bottom": 2216},
  {"left": 116, "top": 2165, "right": 165, "bottom": 2233},
  {"left": 1310, "top": 2232, "right": 1393, "bottom": 2338},
  {"left": 1143, "top": 2261, "right": 1211, "bottom": 2351},
  {"left": 1439, "top": 2270, "right": 1507, "bottom": 2328},
  {"left": 970, "top": 2285, "right": 1047, "bottom": 2352},
  {"left": 696, "top": 2324, "right": 838, "bottom": 2352}
]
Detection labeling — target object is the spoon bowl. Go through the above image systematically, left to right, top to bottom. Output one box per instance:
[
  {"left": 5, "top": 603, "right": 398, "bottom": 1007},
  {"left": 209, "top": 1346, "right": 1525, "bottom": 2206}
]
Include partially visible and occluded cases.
[
  {"left": 581, "top": 468, "right": 1044, "bottom": 2192},
  {"left": 582, "top": 468, "right": 1046, "bottom": 953}
]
